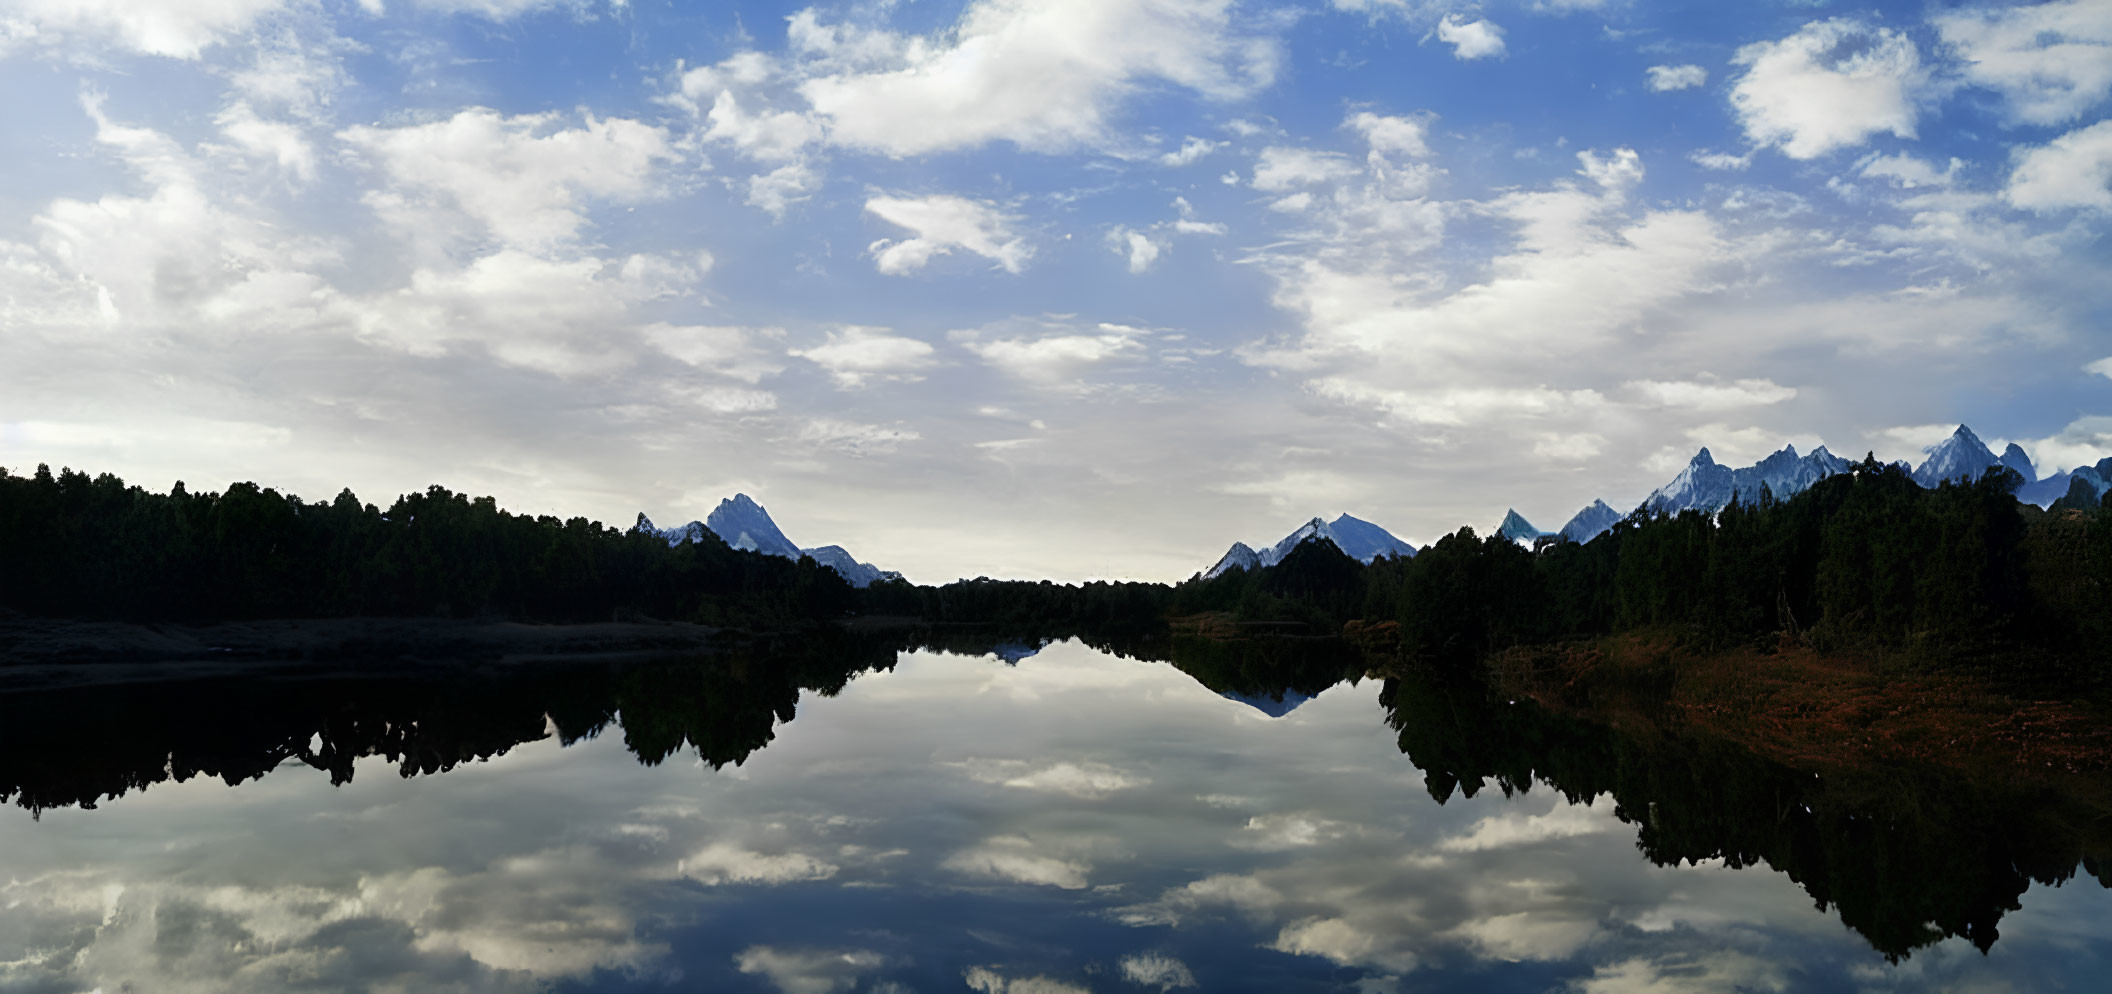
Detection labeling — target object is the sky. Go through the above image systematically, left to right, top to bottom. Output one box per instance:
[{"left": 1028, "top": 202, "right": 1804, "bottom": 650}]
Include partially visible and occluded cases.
[{"left": 0, "top": 0, "right": 2109, "bottom": 583}]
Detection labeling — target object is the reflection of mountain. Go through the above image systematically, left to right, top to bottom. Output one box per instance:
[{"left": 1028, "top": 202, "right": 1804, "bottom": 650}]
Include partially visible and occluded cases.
[
  {"left": 1164, "top": 634, "right": 1360, "bottom": 716},
  {"left": 1379, "top": 668, "right": 2112, "bottom": 961},
  {"left": 1218, "top": 690, "right": 1311, "bottom": 717}
]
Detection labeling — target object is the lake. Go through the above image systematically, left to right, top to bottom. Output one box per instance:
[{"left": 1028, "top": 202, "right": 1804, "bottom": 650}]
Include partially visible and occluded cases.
[{"left": 2, "top": 636, "right": 2109, "bottom": 992}]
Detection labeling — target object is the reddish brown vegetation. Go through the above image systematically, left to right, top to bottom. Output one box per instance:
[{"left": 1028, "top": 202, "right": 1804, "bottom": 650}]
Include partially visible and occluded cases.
[{"left": 1487, "top": 632, "right": 2112, "bottom": 802}]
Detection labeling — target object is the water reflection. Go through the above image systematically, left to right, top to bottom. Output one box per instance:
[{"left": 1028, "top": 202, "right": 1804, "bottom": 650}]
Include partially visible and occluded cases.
[{"left": 2, "top": 633, "right": 2109, "bottom": 992}]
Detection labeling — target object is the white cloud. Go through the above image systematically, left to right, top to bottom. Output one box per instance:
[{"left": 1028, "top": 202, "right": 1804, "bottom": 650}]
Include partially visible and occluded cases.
[
  {"left": 0, "top": 0, "right": 286, "bottom": 59},
  {"left": 797, "top": 0, "right": 1278, "bottom": 156},
  {"left": 1934, "top": 0, "right": 2112, "bottom": 127},
  {"left": 1435, "top": 15, "right": 1506, "bottom": 60},
  {"left": 1729, "top": 18, "right": 1926, "bottom": 159},
  {"left": 1645, "top": 64, "right": 1707, "bottom": 92},
  {"left": 214, "top": 101, "right": 316, "bottom": 182},
  {"left": 341, "top": 109, "right": 675, "bottom": 254},
  {"left": 1346, "top": 111, "right": 1431, "bottom": 159},
  {"left": 2005, "top": 119, "right": 2112, "bottom": 211},
  {"left": 1158, "top": 135, "right": 1223, "bottom": 166},
  {"left": 1252, "top": 146, "right": 1359, "bottom": 191},
  {"left": 1576, "top": 147, "right": 1643, "bottom": 189},
  {"left": 1689, "top": 149, "right": 1753, "bottom": 171},
  {"left": 1858, "top": 152, "right": 1961, "bottom": 189},
  {"left": 865, "top": 194, "right": 1032, "bottom": 275},
  {"left": 1109, "top": 227, "right": 1166, "bottom": 273},
  {"left": 960, "top": 322, "right": 1150, "bottom": 386},
  {"left": 642, "top": 324, "right": 783, "bottom": 383},
  {"left": 787, "top": 326, "right": 937, "bottom": 387},
  {"left": 2090, "top": 356, "right": 2112, "bottom": 380},
  {"left": 1625, "top": 377, "right": 1796, "bottom": 410},
  {"left": 2019, "top": 415, "right": 2112, "bottom": 473},
  {"left": 799, "top": 419, "right": 922, "bottom": 455},
  {"left": 957, "top": 758, "right": 1148, "bottom": 797},
  {"left": 943, "top": 836, "right": 1090, "bottom": 888},
  {"left": 679, "top": 843, "right": 839, "bottom": 885},
  {"left": 734, "top": 946, "right": 886, "bottom": 994},
  {"left": 1119, "top": 953, "right": 1198, "bottom": 991}
]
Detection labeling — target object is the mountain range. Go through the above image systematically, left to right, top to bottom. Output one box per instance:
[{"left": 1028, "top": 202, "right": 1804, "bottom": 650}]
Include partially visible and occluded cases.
[
  {"left": 1198, "top": 424, "right": 2112, "bottom": 575},
  {"left": 636, "top": 494, "right": 903, "bottom": 587},
  {"left": 1204, "top": 513, "right": 1417, "bottom": 579}
]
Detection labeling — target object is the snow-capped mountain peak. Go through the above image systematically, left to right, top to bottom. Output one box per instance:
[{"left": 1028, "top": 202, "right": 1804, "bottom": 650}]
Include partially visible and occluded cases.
[
  {"left": 1913, "top": 425, "right": 2000, "bottom": 488},
  {"left": 636, "top": 495, "right": 903, "bottom": 586},
  {"left": 1558, "top": 499, "right": 1622, "bottom": 544},
  {"left": 1497, "top": 509, "right": 1545, "bottom": 546},
  {"left": 1201, "top": 513, "right": 1416, "bottom": 578}
]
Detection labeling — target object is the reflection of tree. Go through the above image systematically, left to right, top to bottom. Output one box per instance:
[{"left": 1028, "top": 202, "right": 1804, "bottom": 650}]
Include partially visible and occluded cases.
[
  {"left": 0, "top": 630, "right": 906, "bottom": 816},
  {"left": 1379, "top": 668, "right": 2112, "bottom": 961}
]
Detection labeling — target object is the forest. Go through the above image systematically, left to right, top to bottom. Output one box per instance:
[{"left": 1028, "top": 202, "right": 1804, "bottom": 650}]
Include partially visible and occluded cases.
[
  {"left": 5, "top": 458, "right": 2111, "bottom": 685},
  {"left": 1176, "top": 458, "right": 2112, "bottom": 684}
]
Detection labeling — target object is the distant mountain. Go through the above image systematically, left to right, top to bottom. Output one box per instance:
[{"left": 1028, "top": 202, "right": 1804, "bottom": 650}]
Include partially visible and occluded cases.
[
  {"left": 1913, "top": 425, "right": 2002, "bottom": 488},
  {"left": 1999, "top": 442, "right": 2036, "bottom": 484},
  {"left": 1647, "top": 443, "right": 1853, "bottom": 515},
  {"left": 2021, "top": 460, "right": 2112, "bottom": 508},
  {"left": 637, "top": 494, "right": 903, "bottom": 587},
  {"left": 704, "top": 494, "right": 802, "bottom": 558},
  {"left": 1559, "top": 500, "right": 1622, "bottom": 544},
  {"left": 1496, "top": 509, "right": 1547, "bottom": 546},
  {"left": 1203, "top": 513, "right": 1415, "bottom": 579}
]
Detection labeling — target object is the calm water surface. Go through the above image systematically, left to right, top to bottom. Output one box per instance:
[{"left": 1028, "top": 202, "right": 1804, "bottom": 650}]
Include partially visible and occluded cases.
[{"left": 3, "top": 640, "right": 2109, "bottom": 992}]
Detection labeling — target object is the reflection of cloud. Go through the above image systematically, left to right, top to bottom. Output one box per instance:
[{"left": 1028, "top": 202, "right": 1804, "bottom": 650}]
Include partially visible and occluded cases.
[
  {"left": 955, "top": 759, "right": 1148, "bottom": 798},
  {"left": 1438, "top": 798, "right": 1618, "bottom": 852},
  {"left": 1231, "top": 812, "right": 1353, "bottom": 851},
  {"left": 943, "top": 836, "right": 1090, "bottom": 889},
  {"left": 679, "top": 842, "right": 839, "bottom": 885},
  {"left": 1448, "top": 909, "right": 1598, "bottom": 962},
  {"left": 1272, "top": 916, "right": 1414, "bottom": 972},
  {"left": 735, "top": 945, "right": 887, "bottom": 994},
  {"left": 1119, "top": 951, "right": 1198, "bottom": 990},
  {"left": 1569, "top": 952, "right": 1790, "bottom": 993},
  {"left": 965, "top": 964, "right": 1092, "bottom": 994}
]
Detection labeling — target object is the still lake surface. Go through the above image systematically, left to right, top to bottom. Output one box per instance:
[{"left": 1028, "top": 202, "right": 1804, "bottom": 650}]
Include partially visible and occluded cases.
[{"left": 3, "top": 638, "right": 2109, "bottom": 993}]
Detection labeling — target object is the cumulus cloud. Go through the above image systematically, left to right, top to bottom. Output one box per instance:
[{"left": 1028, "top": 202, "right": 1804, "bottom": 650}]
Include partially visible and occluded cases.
[
  {"left": 0, "top": 0, "right": 286, "bottom": 59},
  {"left": 797, "top": 0, "right": 1278, "bottom": 156},
  {"left": 1934, "top": 0, "right": 2112, "bottom": 127},
  {"left": 1435, "top": 15, "right": 1506, "bottom": 60},
  {"left": 1729, "top": 18, "right": 1926, "bottom": 159},
  {"left": 1645, "top": 64, "right": 1707, "bottom": 92},
  {"left": 341, "top": 108, "right": 675, "bottom": 254},
  {"left": 1346, "top": 111, "right": 1431, "bottom": 159},
  {"left": 2005, "top": 119, "right": 2112, "bottom": 211},
  {"left": 1159, "top": 135, "right": 1224, "bottom": 166},
  {"left": 1252, "top": 146, "right": 1361, "bottom": 191},
  {"left": 865, "top": 194, "right": 1032, "bottom": 275},
  {"left": 1109, "top": 227, "right": 1166, "bottom": 273},
  {"left": 958, "top": 321, "right": 1151, "bottom": 387},
  {"left": 643, "top": 324, "right": 783, "bottom": 384},
  {"left": 787, "top": 326, "right": 938, "bottom": 387},
  {"left": 2090, "top": 356, "right": 2112, "bottom": 380},
  {"left": 1625, "top": 377, "right": 1796, "bottom": 410}
]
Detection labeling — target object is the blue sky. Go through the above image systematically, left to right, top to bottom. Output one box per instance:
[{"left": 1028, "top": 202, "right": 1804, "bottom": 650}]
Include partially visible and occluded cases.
[{"left": 2, "top": 0, "right": 2109, "bottom": 581}]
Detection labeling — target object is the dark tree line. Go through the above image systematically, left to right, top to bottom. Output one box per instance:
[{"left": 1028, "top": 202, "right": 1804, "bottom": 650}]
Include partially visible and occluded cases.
[
  {"left": 1178, "top": 458, "right": 2112, "bottom": 682},
  {"left": 0, "top": 465, "right": 1176, "bottom": 633}
]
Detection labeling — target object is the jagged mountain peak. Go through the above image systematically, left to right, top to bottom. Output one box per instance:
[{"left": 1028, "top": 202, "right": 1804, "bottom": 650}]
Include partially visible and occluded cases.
[{"left": 1691, "top": 447, "right": 1716, "bottom": 466}]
